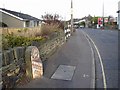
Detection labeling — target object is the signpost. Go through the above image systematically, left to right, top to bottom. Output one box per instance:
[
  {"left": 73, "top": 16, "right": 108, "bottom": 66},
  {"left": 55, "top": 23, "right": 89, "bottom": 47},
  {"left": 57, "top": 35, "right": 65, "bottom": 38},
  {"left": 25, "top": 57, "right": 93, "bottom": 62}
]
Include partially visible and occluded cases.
[
  {"left": 98, "top": 18, "right": 102, "bottom": 26},
  {"left": 31, "top": 47, "right": 43, "bottom": 79}
]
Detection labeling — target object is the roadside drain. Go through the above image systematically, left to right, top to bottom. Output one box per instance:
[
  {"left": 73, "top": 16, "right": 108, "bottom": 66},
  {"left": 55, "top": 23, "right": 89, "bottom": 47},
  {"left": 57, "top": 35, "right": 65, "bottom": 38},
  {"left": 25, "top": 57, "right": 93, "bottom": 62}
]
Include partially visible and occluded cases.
[{"left": 51, "top": 65, "right": 76, "bottom": 81}]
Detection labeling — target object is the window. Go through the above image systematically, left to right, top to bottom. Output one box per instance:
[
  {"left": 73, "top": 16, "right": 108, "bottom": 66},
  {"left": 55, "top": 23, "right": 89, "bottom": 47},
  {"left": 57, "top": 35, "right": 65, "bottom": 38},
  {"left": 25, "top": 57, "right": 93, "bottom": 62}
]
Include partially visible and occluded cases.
[{"left": 26, "top": 21, "right": 30, "bottom": 27}]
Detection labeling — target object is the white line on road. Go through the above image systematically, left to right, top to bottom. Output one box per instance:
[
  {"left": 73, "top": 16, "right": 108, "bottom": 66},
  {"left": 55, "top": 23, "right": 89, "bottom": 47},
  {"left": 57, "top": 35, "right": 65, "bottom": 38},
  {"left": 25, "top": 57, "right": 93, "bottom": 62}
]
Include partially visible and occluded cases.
[
  {"left": 81, "top": 30, "right": 107, "bottom": 89},
  {"left": 82, "top": 31, "right": 95, "bottom": 88}
]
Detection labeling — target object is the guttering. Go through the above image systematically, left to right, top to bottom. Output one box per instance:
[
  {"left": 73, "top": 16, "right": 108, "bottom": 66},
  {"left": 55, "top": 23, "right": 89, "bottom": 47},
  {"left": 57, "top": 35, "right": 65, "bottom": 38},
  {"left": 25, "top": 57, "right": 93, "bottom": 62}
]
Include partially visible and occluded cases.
[{"left": 0, "top": 9, "right": 24, "bottom": 21}]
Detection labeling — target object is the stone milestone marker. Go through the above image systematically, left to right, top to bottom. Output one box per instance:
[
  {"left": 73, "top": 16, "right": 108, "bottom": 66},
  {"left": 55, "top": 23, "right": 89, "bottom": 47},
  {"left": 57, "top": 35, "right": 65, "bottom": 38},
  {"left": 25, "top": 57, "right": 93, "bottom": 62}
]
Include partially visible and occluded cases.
[{"left": 25, "top": 46, "right": 43, "bottom": 80}]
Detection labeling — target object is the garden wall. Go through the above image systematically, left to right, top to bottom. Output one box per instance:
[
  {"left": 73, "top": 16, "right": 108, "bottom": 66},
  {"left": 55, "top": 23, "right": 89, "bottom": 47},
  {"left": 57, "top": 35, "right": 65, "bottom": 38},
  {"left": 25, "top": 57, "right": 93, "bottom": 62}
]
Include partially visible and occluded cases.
[{"left": 0, "top": 32, "right": 65, "bottom": 89}]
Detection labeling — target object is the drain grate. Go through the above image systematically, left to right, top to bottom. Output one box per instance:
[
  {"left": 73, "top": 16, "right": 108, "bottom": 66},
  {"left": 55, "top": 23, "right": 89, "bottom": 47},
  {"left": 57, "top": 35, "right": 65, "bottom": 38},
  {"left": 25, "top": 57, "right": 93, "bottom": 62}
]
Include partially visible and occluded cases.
[{"left": 51, "top": 65, "right": 76, "bottom": 81}]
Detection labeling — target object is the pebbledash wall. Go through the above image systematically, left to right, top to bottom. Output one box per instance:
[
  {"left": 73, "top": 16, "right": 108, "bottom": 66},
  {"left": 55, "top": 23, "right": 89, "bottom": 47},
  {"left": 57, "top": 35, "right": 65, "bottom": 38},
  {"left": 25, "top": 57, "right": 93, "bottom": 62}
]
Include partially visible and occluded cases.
[{"left": 0, "top": 33, "right": 65, "bottom": 89}]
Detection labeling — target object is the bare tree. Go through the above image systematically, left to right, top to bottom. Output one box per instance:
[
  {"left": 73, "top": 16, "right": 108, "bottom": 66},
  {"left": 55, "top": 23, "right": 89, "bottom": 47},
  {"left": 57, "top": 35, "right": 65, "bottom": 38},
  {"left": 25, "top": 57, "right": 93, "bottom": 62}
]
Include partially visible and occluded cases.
[{"left": 41, "top": 13, "right": 60, "bottom": 24}]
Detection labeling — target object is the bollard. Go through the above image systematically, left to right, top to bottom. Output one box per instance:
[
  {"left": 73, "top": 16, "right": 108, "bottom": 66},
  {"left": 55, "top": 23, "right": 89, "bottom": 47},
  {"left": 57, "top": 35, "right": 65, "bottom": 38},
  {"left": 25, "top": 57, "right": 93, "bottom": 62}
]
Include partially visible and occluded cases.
[{"left": 25, "top": 46, "right": 43, "bottom": 80}]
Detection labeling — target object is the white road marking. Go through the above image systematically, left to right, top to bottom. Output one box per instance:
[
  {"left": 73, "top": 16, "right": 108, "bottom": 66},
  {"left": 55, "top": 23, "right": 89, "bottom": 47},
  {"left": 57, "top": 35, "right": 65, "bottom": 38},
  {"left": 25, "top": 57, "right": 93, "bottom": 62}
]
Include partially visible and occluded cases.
[
  {"left": 82, "top": 30, "right": 107, "bottom": 89},
  {"left": 82, "top": 31, "right": 95, "bottom": 88},
  {"left": 83, "top": 74, "right": 89, "bottom": 78}
]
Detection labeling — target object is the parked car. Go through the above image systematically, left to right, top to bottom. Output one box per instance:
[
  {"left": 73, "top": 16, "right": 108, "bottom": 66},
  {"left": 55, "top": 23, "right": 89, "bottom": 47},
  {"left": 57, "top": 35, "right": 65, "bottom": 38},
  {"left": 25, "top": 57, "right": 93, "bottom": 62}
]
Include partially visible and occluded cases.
[{"left": 80, "top": 25, "right": 84, "bottom": 28}]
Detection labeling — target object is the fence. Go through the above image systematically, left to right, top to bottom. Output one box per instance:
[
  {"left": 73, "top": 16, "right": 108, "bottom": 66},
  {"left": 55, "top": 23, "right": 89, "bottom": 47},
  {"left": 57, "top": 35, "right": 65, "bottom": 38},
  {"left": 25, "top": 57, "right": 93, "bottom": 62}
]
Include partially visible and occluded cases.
[{"left": 64, "top": 29, "right": 71, "bottom": 40}]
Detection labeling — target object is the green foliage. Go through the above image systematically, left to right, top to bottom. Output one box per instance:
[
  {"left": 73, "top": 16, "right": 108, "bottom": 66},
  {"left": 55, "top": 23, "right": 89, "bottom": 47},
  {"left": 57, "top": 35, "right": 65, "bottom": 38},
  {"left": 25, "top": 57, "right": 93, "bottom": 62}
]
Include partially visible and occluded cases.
[
  {"left": 92, "top": 17, "right": 99, "bottom": 25},
  {"left": 2, "top": 20, "right": 63, "bottom": 50},
  {"left": 80, "top": 21, "right": 85, "bottom": 26},
  {"left": 17, "top": 29, "right": 22, "bottom": 33},
  {"left": 2, "top": 34, "right": 46, "bottom": 50},
  {"left": 2, "top": 35, "right": 9, "bottom": 50}
]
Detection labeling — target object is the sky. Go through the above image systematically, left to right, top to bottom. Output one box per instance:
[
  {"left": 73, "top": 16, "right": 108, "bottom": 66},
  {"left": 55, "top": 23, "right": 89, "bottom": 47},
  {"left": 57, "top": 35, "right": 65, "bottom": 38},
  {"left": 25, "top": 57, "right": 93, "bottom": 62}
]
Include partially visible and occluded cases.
[{"left": 0, "top": 0, "right": 119, "bottom": 20}]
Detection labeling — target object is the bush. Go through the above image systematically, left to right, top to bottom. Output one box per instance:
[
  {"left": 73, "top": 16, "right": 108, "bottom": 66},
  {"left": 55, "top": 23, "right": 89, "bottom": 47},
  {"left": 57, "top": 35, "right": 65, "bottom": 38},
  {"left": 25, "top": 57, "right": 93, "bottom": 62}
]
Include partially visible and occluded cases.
[
  {"left": 2, "top": 24, "right": 63, "bottom": 50},
  {"left": 41, "top": 24, "right": 62, "bottom": 37},
  {"left": 2, "top": 34, "right": 46, "bottom": 50}
]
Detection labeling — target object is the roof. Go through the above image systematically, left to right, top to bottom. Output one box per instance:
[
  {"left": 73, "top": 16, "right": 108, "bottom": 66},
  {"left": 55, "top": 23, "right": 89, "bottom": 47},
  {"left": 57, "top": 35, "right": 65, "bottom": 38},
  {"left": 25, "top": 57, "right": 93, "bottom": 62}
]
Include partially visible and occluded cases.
[{"left": 0, "top": 8, "right": 40, "bottom": 21}]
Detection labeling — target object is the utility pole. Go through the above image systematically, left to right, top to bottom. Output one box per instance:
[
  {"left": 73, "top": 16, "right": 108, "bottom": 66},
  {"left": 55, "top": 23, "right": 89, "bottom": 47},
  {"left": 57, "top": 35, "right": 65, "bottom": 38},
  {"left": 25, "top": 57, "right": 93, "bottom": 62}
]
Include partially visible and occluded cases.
[{"left": 71, "top": 0, "right": 73, "bottom": 34}]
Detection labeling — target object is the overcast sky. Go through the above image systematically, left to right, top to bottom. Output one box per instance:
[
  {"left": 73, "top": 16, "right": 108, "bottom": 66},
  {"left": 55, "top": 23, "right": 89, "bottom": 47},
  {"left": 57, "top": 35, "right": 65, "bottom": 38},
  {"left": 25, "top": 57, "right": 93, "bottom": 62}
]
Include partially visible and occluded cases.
[{"left": 0, "top": 0, "right": 119, "bottom": 20}]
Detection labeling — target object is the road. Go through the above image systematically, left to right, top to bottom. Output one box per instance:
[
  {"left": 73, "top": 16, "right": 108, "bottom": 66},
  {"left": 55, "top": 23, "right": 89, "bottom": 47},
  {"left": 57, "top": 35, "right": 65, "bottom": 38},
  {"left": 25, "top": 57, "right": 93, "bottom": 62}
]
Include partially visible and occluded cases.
[
  {"left": 19, "top": 28, "right": 119, "bottom": 88},
  {"left": 82, "top": 28, "right": 118, "bottom": 88}
]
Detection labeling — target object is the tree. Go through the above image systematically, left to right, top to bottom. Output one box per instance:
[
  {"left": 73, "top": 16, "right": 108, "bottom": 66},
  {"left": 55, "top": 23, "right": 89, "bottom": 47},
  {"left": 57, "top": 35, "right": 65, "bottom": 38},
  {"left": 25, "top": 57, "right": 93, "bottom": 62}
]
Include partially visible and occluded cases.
[
  {"left": 41, "top": 13, "right": 64, "bottom": 29},
  {"left": 41, "top": 13, "right": 60, "bottom": 24},
  {"left": 87, "top": 14, "right": 93, "bottom": 28},
  {"left": 87, "top": 14, "right": 93, "bottom": 21},
  {"left": 108, "top": 15, "right": 113, "bottom": 25},
  {"left": 92, "top": 16, "right": 99, "bottom": 25},
  {"left": 80, "top": 21, "right": 85, "bottom": 27}
]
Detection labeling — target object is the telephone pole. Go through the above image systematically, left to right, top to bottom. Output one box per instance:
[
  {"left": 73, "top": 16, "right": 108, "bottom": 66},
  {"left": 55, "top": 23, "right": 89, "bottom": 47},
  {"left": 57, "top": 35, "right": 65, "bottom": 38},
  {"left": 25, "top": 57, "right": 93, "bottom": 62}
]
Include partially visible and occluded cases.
[{"left": 71, "top": 0, "right": 73, "bottom": 34}]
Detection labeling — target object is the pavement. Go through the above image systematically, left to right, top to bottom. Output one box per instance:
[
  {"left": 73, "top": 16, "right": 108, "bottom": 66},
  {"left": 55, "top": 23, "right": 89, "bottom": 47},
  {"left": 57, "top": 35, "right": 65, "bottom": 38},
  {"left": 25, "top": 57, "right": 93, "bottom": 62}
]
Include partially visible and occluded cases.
[{"left": 19, "top": 30, "right": 95, "bottom": 88}]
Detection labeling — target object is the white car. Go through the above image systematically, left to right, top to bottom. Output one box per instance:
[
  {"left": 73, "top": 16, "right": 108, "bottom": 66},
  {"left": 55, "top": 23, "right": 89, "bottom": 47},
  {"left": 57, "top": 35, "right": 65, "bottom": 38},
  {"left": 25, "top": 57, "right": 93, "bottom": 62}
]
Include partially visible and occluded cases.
[{"left": 80, "top": 25, "right": 84, "bottom": 28}]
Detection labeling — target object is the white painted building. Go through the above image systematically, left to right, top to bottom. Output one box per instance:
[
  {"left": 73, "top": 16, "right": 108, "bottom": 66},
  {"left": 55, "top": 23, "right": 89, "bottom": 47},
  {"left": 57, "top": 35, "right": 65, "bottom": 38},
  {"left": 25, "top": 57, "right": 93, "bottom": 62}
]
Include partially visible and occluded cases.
[{"left": 117, "top": 1, "right": 120, "bottom": 30}]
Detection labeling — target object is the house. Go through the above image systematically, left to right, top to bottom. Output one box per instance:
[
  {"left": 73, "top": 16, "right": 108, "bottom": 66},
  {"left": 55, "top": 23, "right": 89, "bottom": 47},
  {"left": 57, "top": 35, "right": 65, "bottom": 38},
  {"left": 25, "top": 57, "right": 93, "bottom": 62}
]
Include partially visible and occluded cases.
[
  {"left": 117, "top": 1, "right": 120, "bottom": 30},
  {"left": 0, "top": 8, "right": 41, "bottom": 28}
]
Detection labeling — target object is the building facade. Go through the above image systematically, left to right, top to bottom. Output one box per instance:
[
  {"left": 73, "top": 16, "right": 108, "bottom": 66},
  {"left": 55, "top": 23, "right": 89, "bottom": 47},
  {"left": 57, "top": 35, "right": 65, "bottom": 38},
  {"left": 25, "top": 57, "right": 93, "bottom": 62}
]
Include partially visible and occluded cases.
[{"left": 0, "top": 8, "right": 41, "bottom": 28}]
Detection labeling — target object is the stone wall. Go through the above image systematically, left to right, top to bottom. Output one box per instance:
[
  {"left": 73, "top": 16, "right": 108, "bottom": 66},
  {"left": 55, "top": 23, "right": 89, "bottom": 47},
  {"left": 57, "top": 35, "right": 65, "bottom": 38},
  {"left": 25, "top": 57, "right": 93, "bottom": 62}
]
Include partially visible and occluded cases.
[
  {"left": 0, "top": 32, "right": 65, "bottom": 89},
  {"left": 39, "top": 34, "right": 65, "bottom": 61},
  {"left": 1, "top": 47, "right": 26, "bottom": 88}
]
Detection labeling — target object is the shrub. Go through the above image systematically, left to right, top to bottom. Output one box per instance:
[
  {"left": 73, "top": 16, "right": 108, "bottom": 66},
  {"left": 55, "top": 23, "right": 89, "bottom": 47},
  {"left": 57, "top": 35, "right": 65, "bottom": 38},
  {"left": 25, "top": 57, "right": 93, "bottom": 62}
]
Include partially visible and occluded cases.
[
  {"left": 2, "top": 24, "right": 63, "bottom": 50},
  {"left": 41, "top": 24, "right": 62, "bottom": 37},
  {"left": 23, "top": 28, "right": 28, "bottom": 32},
  {"left": 2, "top": 34, "right": 46, "bottom": 50}
]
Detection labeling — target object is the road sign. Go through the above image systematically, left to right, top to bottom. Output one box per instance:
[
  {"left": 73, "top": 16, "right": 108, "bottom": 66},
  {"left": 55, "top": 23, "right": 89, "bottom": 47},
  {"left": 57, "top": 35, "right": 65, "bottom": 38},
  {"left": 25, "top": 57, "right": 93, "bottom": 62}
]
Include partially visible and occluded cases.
[{"left": 98, "top": 18, "right": 102, "bottom": 25}]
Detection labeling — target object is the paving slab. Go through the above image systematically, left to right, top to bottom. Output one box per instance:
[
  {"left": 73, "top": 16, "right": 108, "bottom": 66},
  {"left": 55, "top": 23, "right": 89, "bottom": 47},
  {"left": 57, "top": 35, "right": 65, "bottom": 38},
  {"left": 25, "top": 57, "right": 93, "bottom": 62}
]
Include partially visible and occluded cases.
[{"left": 51, "top": 65, "right": 76, "bottom": 81}]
